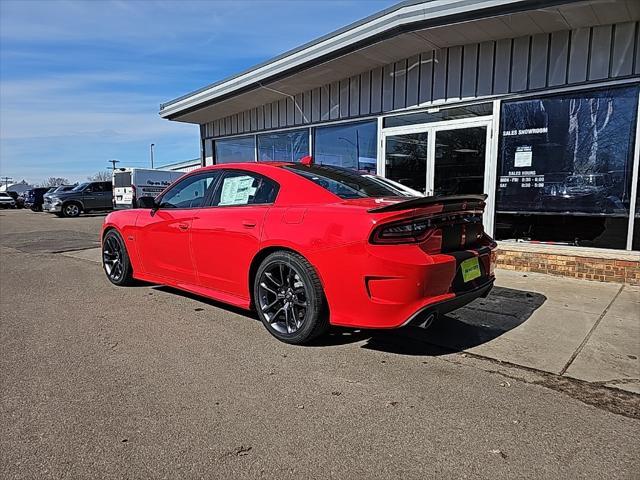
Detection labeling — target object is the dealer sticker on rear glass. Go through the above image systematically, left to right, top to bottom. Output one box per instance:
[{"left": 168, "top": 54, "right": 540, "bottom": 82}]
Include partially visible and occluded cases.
[{"left": 461, "top": 257, "right": 481, "bottom": 283}]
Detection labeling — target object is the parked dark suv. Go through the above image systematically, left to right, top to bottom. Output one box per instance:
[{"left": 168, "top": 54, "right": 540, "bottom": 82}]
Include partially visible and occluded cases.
[
  {"left": 46, "top": 181, "right": 113, "bottom": 217},
  {"left": 24, "top": 187, "right": 50, "bottom": 211}
]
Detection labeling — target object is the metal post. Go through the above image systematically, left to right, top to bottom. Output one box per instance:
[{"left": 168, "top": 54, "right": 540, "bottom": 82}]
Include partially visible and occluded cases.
[{"left": 150, "top": 144, "right": 155, "bottom": 169}]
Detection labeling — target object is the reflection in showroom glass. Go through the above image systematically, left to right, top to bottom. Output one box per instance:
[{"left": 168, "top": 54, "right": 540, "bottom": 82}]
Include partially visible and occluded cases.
[
  {"left": 496, "top": 85, "right": 639, "bottom": 250},
  {"left": 314, "top": 121, "right": 377, "bottom": 173},
  {"left": 257, "top": 129, "right": 309, "bottom": 162},
  {"left": 215, "top": 136, "right": 255, "bottom": 163}
]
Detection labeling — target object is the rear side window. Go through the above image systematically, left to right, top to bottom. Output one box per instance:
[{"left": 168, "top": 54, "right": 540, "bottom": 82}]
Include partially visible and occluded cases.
[
  {"left": 284, "top": 164, "right": 419, "bottom": 199},
  {"left": 211, "top": 171, "right": 278, "bottom": 207}
]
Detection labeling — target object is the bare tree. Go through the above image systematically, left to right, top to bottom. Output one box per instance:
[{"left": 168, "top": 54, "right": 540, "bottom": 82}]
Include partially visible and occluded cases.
[
  {"left": 87, "top": 171, "right": 112, "bottom": 182},
  {"left": 42, "top": 177, "right": 70, "bottom": 187}
]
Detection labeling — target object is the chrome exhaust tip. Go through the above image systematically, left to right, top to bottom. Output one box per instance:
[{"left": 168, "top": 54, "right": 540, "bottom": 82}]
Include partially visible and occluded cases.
[{"left": 417, "top": 313, "right": 436, "bottom": 330}]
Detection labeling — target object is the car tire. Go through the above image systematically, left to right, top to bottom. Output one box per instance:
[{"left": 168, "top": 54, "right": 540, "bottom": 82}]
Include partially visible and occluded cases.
[
  {"left": 62, "top": 202, "right": 81, "bottom": 218},
  {"left": 102, "top": 230, "right": 135, "bottom": 286},
  {"left": 254, "top": 251, "right": 329, "bottom": 345}
]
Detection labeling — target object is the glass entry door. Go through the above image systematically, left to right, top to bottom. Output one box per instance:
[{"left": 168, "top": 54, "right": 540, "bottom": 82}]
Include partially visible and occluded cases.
[
  {"left": 382, "top": 120, "right": 492, "bottom": 197},
  {"left": 433, "top": 126, "right": 487, "bottom": 196},
  {"left": 384, "top": 132, "right": 429, "bottom": 193}
]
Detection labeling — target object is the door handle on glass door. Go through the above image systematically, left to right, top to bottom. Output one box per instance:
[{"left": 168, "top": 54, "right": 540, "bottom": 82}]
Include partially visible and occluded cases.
[{"left": 242, "top": 220, "right": 256, "bottom": 228}]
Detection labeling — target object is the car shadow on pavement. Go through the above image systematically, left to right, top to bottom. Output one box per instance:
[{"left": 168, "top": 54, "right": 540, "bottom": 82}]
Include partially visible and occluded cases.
[
  {"left": 151, "top": 284, "right": 545, "bottom": 356},
  {"left": 313, "top": 286, "right": 547, "bottom": 355}
]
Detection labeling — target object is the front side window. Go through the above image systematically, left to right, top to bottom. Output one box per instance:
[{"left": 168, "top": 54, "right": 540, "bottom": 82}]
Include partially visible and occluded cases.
[
  {"left": 495, "top": 85, "right": 639, "bottom": 249},
  {"left": 313, "top": 121, "right": 377, "bottom": 173},
  {"left": 257, "top": 129, "right": 309, "bottom": 162},
  {"left": 215, "top": 136, "right": 255, "bottom": 164},
  {"left": 285, "top": 164, "right": 420, "bottom": 199},
  {"left": 211, "top": 171, "right": 278, "bottom": 207},
  {"left": 159, "top": 172, "right": 219, "bottom": 209}
]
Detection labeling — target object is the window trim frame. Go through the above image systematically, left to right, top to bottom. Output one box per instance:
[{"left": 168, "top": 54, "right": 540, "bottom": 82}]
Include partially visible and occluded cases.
[{"left": 155, "top": 170, "right": 222, "bottom": 210}]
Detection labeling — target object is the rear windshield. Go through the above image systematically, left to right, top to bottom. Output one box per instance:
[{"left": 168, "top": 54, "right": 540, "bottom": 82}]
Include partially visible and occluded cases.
[
  {"left": 284, "top": 164, "right": 421, "bottom": 199},
  {"left": 113, "top": 172, "right": 132, "bottom": 188}
]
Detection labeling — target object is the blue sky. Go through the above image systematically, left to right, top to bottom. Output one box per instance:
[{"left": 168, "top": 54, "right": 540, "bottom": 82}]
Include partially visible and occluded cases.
[{"left": 0, "top": 0, "right": 396, "bottom": 185}]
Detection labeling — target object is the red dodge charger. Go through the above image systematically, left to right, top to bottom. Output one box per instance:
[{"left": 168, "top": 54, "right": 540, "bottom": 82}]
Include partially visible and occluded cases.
[{"left": 101, "top": 160, "right": 497, "bottom": 344}]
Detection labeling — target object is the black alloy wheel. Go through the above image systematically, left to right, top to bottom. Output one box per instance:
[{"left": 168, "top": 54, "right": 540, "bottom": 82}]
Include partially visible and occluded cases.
[
  {"left": 102, "top": 230, "right": 134, "bottom": 286},
  {"left": 254, "top": 251, "right": 328, "bottom": 344}
]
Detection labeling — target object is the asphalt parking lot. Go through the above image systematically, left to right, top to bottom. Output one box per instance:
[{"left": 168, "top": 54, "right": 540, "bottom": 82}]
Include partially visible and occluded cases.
[{"left": 1, "top": 209, "right": 639, "bottom": 479}]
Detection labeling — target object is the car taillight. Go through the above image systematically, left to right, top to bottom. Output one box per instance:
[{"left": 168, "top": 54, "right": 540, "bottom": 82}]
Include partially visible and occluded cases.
[{"left": 370, "top": 217, "right": 434, "bottom": 244}]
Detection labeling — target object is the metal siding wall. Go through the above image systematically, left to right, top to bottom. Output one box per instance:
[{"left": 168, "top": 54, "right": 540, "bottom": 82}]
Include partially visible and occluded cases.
[
  {"left": 206, "top": 21, "right": 639, "bottom": 139},
  {"left": 611, "top": 22, "right": 635, "bottom": 77},
  {"left": 589, "top": 25, "right": 612, "bottom": 80},
  {"left": 568, "top": 27, "right": 590, "bottom": 83},
  {"left": 548, "top": 30, "right": 569, "bottom": 86},
  {"left": 529, "top": 33, "right": 549, "bottom": 89},
  {"left": 510, "top": 36, "right": 530, "bottom": 92},
  {"left": 493, "top": 38, "right": 512, "bottom": 94},
  {"left": 477, "top": 42, "right": 494, "bottom": 96},
  {"left": 461, "top": 44, "right": 478, "bottom": 98},
  {"left": 447, "top": 45, "right": 463, "bottom": 100},
  {"left": 433, "top": 48, "right": 447, "bottom": 102},
  {"left": 419, "top": 51, "right": 434, "bottom": 103},
  {"left": 406, "top": 55, "right": 420, "bottom": 107},
  {"left": 394, "top": 59, "right": 407, "bottom": 109},
  {"left": 382, "top": 63, "right": 394, "bottom": 111},
  {"left": 370, "top": 67, "right": 383, "bottom": 113},
  {"left": 360, "top": 71, "right": 371, "bottom": 115},
  {"left": 350, "top": 75, "right": 360, "bottom": 116},
  {"left": 339, "top": 79, "right": 349, "bottom": 118},
  {"left": 329, "top": 81, "right": 340, "bottom": 120},
  {"left": 320, "top": 84, "right": 330, "bottom": 120},
  {"left": 311, "top": 87, "right": 321, "bottom": 122},
  {"left": 303, "top": 90, "right": 311, "bottom": 124},
  {"left": 294, "top": 93, "right": 303, "bottom": 125},
  {"left": 286, "top": 97, "right": 294, "bottom": 126},
  {"left": 278, "top": 99, "right": 285, "bottom": 127},
  {"left": 264, "top": 103, "right": 271, "bottom": 129},
  {"left": 257, "top": 105, "right": 265, "bottom": 130},
  {"left": 250, "top": 108, "right": 257, "bottom": 131},
  {"left": 243, "top": 110, "right": 250, "bottom": 133}
]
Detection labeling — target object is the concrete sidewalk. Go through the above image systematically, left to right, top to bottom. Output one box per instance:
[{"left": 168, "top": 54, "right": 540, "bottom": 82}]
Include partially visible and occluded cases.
[
  {"left": 63, "top": 248, "right": 639, "bottom": 393},
  {"left": 422, "top": 270, "right": 639, "bottom": 394}
]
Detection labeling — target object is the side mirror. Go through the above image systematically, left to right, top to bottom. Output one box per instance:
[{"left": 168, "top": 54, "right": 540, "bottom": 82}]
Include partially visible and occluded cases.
[{"left": 137, "top": 196, "right": 157, "bottom": 209}]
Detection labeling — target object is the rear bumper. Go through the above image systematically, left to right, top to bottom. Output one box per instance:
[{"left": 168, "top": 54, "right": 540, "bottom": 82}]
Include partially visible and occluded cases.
[
  {"left": 316, "top": 240, "right": 497, "bottom": 330},
  {"left": 402, "top": 277, "right": 494, "bottom": 327}
]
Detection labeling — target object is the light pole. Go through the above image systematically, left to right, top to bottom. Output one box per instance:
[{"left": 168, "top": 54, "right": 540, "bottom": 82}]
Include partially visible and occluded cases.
[{"left": 150, "top": 144, "right": 155, "bottom": 169}]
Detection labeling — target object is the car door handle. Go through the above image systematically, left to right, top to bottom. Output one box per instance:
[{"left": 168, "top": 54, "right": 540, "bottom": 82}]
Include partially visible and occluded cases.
[
  {"left": 242, "top": 220, "right": 256, "bottom": 228},
  {"left": 178, "top": 223, "right": 189, "bottom": 231}
]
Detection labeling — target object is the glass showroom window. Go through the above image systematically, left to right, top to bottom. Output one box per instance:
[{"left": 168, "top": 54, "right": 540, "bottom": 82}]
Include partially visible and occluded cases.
[
  {"left": 495, "top": 85, "right": 639, "bottom": 250},
  {"left": 314, "top": 120, "right": 377, "bottom": 173},
  {"left": 257, "top": 129, "right": 309, "bottom": 162},
  {"left": 214, "top": 136, "right": 255, "bottom": 164}
]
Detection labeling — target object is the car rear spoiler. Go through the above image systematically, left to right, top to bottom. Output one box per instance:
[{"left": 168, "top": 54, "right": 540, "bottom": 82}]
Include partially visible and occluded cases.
[{"left": 368, "top": 194, "right": 488, "bottom": 213}]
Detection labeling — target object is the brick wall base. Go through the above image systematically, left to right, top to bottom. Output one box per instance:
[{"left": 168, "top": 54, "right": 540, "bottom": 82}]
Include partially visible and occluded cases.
[{"left": 496, "top": 246, "right": 640, "bottom": 285}]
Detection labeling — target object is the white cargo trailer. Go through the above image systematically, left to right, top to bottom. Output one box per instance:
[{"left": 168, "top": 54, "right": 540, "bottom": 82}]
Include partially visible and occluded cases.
[{"left": 112, "top": 168, "right": 184, "bottom": 209}]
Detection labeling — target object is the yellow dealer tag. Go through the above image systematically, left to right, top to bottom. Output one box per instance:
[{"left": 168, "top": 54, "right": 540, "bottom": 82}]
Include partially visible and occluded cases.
[{"left": 461, "top": 257, "right": 481, "bottom": 283}]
